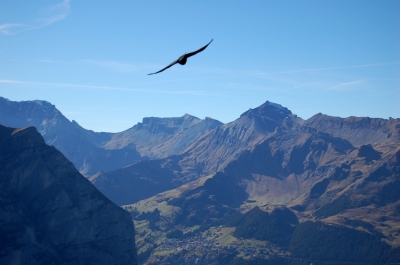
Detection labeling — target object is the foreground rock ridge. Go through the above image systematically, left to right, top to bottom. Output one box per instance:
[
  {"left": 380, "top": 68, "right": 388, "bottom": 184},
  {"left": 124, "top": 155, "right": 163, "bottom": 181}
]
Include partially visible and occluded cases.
[{"left": 0, "top": 125, "right": 138, "bottom": 265}]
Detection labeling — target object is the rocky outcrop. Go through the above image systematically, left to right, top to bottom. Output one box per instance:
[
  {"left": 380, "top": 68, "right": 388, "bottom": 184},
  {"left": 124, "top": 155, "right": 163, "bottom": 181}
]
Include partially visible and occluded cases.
[
  {"left": 0, "top": 125, "right": 138, "bottom": 265},
  {"left": 357, "top": 144, "right": 381, "bottom": 161}
]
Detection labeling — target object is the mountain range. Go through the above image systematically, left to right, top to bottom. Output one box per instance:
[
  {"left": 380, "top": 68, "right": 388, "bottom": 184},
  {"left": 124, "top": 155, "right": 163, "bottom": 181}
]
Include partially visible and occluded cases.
[
  {"left": 1, "top": 96, "right": 399, "bottom": 264},
  {"left": 0, "top": 97, "right": 221, "bottom": 177}
]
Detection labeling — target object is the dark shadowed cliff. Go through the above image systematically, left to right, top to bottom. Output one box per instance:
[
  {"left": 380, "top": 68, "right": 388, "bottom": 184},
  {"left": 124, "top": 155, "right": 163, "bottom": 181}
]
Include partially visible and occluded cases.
[{"left": 0, "top": 125, "right": 138, "bottom": 265}]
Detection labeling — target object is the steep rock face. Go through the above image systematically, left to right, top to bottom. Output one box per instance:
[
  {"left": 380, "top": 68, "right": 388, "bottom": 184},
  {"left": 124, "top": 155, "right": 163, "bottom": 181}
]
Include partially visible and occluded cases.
[
  {"left": 178, "top": 101, "right": 296, "bottom": 179},
  {"left": 304, "top": 113, "right": 400, "bottom": 147},
  {"left": 221, "top": 119, "right": 399, "bottom": 218},
  {"left": 222, "top": 122, "right": 355, "bottom": 205},
  {"left": 0, "top": 125, "right": 138, "bottom": 265}
]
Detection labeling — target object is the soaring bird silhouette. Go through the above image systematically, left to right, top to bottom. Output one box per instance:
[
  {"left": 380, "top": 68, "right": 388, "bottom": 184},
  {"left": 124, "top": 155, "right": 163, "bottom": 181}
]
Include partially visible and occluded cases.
[{"left": 148, "top": 39, "right": 213, "bottom": 75}]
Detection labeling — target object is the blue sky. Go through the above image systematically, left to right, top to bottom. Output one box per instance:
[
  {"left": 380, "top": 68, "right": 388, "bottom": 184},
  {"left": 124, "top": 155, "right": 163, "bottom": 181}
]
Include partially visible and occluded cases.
[{"left": 1, "top": 1, "right": 399, "bottom": 132}]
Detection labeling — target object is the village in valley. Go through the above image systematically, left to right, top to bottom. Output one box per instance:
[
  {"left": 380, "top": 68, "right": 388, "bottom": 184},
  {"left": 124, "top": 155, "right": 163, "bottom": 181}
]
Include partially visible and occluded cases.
[{"left": 134, "top": 221, "right": 289, "bottom": 264}]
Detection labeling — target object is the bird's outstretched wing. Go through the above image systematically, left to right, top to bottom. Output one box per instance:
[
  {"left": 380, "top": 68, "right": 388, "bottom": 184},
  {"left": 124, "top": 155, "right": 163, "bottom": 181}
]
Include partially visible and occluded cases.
[
  {"left": 148, "top": 39, "right": 213, "bottom": 75},
  {"left": 185, "top": 39, "right": 213, "bottom": 58},
  {"left": 148, "top": 59, "right": 179, "bottom": 75}
]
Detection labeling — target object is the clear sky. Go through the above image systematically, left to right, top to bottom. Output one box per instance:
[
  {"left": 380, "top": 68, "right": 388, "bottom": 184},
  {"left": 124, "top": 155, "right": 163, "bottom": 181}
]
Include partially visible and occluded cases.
[{"left": 1, "top": 1, "right": 399, "bottom": 132}]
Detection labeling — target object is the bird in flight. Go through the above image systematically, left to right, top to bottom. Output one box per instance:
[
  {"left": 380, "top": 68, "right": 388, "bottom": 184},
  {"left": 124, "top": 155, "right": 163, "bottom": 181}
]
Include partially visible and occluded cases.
[{"left": 148, "top": 39, "right": 213, "bottom": 75}]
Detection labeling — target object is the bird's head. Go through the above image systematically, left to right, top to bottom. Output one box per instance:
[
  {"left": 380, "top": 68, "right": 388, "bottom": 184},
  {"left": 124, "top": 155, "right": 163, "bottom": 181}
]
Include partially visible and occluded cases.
[{"left": 178, "top": 55, "right": 187, "bottom": 65}]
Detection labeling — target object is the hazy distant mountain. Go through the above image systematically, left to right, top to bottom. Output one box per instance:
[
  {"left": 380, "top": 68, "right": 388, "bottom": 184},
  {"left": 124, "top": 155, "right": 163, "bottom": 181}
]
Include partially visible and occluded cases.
[
  {"left": 0, "top": 97, "right": 221, "bottom": 177},
  {"left": 0, "top": 97, "right": 103, "bottom": 163},
  {"left": 0, "top": 97, "right": 125, "bottom": 176},
  {"left": 107, "top": 114, "right": 223, "bottom": 159},
  {"left": 0, "top": 125, "right": 137, "bottom": 264}
]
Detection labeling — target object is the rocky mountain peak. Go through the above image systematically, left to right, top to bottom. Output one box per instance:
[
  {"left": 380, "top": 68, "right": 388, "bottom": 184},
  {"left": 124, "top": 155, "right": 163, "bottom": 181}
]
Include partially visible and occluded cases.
[
  {"left": 9, "top": 97, "right": 55, "bottom": 113},
  {"left": 0, "top": 98, "right": 72, "bottom": 140},
  {"left": 242, "top": 101, "right": 291, "bottom": 120},
  {"left": 259, "top": 101, "right": 291, "bottom": 114},
  {"left": 183, "top": 113, "right": 198, "bottom": 120}
]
